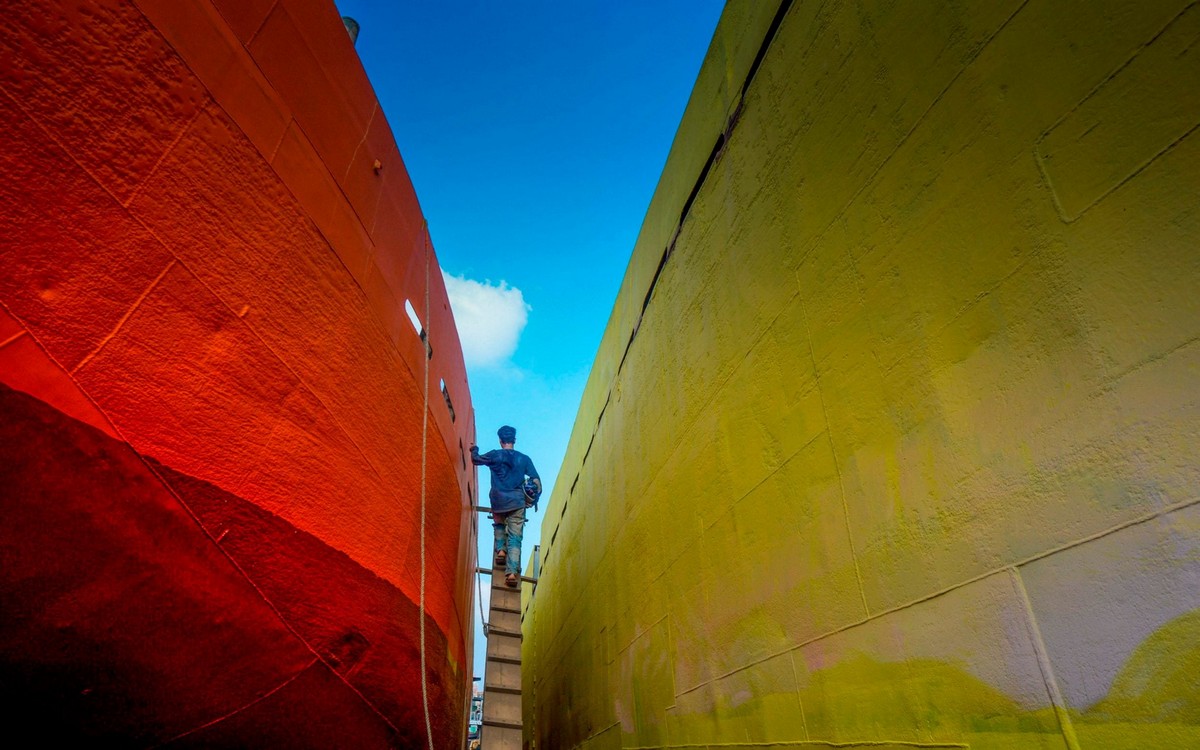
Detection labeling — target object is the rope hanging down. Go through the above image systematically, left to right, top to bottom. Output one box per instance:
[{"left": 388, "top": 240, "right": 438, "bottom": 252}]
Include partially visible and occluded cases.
[
  {"left": 419, "top": 231, "right": 434, "bottom": 750},
  {"left": 477, "top": 568, "right": 488, "bottom": 636}
]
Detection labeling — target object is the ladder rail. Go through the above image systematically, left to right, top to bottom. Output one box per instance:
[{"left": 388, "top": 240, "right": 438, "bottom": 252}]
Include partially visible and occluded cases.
[{"left": 479, "top": 561, "right": 524, "bottom": 749}]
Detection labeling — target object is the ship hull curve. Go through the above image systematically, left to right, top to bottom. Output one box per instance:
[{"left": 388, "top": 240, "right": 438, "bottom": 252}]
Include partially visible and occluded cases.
[{"left": 0, "top": 0, "right": 477, "bottom": 746}]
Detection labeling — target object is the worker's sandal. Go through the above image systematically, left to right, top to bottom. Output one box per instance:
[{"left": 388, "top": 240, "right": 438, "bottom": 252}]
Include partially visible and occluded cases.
[
  {"left": 495, "top": 549, "right": 506, "bottom": 566},
  {"left": 505, "top": 573, "right": 519, "bottom": 588}
]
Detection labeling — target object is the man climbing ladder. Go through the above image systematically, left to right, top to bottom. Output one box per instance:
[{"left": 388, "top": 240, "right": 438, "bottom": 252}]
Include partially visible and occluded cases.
[{"left": 472, "top": 425, "right": 540, "bottom": 588}]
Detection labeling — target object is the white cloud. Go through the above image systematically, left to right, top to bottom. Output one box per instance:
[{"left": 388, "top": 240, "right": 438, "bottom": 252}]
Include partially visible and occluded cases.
[{"left": 442, "top": 272, "right": 530, "bottom": 369}]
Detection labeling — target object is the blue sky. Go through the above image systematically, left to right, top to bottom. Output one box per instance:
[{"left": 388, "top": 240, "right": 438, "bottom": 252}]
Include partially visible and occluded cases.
[{"left": 332, "top": 0, "right": 726, "bottom": 680}]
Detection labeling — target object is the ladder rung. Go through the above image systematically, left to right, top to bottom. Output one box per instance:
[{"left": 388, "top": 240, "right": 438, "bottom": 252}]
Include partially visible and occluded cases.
[
  {"left": 479, "top": 566, "right": 540, "bottom": 583},
  {"left": 492, "top": 584, "right": 522, "bottom": 593},
  {"left": 492, "top": 605, "right": 521, "bottom": 614},
  {"left": 486, "top": 626, "right": 522, "bottom": 639},
  {"left": 487, "top": 654, "right": 520, "bottom": 665},
  {"left": 485, "top": 685, "right": 521, "bottom": 696},
  {"left": 482, "top": 719, "right": 523, "bottom": 731}
]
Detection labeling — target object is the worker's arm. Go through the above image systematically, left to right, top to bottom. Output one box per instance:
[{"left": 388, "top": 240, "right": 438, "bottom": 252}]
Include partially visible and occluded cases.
[{"left": 469, "top": 445, "right": 494, "bottom": 466}]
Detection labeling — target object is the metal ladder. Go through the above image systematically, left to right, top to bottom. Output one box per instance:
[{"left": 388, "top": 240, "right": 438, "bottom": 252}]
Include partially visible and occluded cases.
[{"left": 479, "top": 556, "right": 526, "bottom": 749}]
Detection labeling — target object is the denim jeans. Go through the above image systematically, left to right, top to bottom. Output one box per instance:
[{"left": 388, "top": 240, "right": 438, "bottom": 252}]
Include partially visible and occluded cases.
[{"left": 493, "top": 507, "right": 525, "bottom": 576}]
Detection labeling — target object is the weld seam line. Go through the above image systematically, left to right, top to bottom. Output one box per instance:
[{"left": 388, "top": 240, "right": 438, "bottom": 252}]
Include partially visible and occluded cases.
[
  {"left": 135, "top": 0, "right": 390, "bottom": 328},
  {"left": 242, "top": 0, "right": 280, "bottom": 47},
  {"left": 540, "top": 0, "right": 1032, "bottom": 653},
  {"left": 542, "top": 0, "right": 818, "bottom": 587},
  {"left": 582, "top": 0, "right": 799, "bottom": 452},
  {"left": 796, "top": 0, "right": 1031, "bottom": 264},
  {"left": 1036, "top": 0, "right": 1199, "bottom": 143},
  {"left": 1035, "top": 1, "right": 1200, "bottom": 222},
  {"left": 2, "top": 7, "right": 459, "bottom": 715},
  {"left": 0, "top": 21, "right": 439, "bottom": 484},
  {"left": 3, "top": 74, "right": 450, "bottom": 685},
  {"left": 0, "top": 84, "right": 128, "bottom": 212},
  {"left": 122, "top": 100, "right": 210, "bottom": 208},
  {"left": 344, "top": 102, "right": 377, "bottom": 182},
  {"left": 1045, "top": 119, "right": 1200, "bottom": 223},
  {"left": 124, "top": 218, "right": 459, "bottom": 576},
  {"left": 71, "top": 259, "right": 177, "bottom": 374},
  {"left": 797, "top": 281, "right": 870, "bottom": 617},
  {"left": 540, "top": 291, "right": 801, "bottom": 646},
  {"left": 0, "top": 300, "right": 404, "bottom": 737},
  {"left": 0, "top": 331, "right": 27, "bottom": 350},
  {"left": 134, "top": 452, "right": 407, "bottom": 737},
  {"left": 671, "top": 494, "right": 1199, "bottom": 699},
  {"left": 1008, "top": 567, "right": 1082, "bottom": 750},
  {"left": 789, "top": 650, "right": 811, "bottom": 741},
  {"left": 149, "top": 658, "right": 319, "bottom": 748},
  {"left": 619, "top": 742, "right": 968, "bottom": 749}
]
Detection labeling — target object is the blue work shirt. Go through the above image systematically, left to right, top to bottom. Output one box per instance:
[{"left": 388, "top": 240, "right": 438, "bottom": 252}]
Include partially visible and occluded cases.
[{"left": 471, "top": 446, "right": 539, "bottom": 513}]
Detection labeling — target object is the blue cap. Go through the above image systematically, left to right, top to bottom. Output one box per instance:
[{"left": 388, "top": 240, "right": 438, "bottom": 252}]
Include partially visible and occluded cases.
[{"left": 498, "top": 425, "right": 516, "bottom": 443}]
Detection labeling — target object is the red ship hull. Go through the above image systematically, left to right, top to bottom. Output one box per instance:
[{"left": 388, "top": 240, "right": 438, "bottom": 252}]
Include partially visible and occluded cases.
[{"left": 0, "top": 1, "right": 478, "bottom": 746}]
